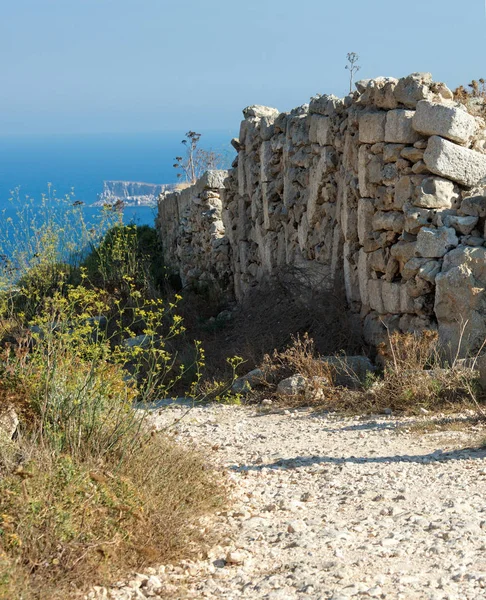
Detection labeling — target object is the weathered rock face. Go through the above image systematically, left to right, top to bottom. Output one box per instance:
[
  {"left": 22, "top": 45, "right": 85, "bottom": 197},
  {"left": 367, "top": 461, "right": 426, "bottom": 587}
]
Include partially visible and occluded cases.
[
  {"left": 157, "top": 74, "right": 486, "bottom": 357},
  {"left": 156, "top": 171, "right": 233, "bottom": 296}
]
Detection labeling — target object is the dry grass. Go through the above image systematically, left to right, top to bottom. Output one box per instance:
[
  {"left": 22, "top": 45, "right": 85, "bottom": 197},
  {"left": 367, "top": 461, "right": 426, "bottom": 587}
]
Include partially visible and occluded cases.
[
  {"left": 255, "top": 331, "right": 482, "bottom": 415},
  {"left": 0, "top": 433, "right": 226, "bottom": 600}
]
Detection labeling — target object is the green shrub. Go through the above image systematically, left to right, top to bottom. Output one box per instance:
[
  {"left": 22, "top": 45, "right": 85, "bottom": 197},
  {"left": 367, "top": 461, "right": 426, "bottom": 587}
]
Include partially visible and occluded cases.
[{"left": 82, "top": 224, "right": 166, "bottom": 295}]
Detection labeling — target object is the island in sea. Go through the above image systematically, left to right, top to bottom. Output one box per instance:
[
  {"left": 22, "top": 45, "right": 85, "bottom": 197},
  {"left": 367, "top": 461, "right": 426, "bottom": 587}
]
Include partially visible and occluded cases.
[{"left": 92, "top": 180, "right": 176, "bottom": 207}]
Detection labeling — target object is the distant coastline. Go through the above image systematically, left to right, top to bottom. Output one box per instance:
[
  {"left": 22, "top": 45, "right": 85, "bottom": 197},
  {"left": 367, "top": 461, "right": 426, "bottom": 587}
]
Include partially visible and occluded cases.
[{"left": 92, "top": 180, "right": 176, "bottom": 208}]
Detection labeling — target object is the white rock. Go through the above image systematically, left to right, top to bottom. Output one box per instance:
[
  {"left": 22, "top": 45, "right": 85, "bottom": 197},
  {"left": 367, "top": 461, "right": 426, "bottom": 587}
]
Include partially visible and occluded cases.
[
  {"left": 394, "top": 72, "right": 433, "bottom": 108},
  {"left": 413, "top": 100, "right": 477, "bottom": 144},
  {"left": 242, "top": 105, "right": 279, "bottom": 119},
  {"left": 385, "top": 109, "right": 422, "bottom": 144},
  {"left": 359, "top": 111, "right": 387, "bottom": 144},
  {"left": 308, "top": 114, "right": 332, "bottom": 146},
  {"left": 423, "top": 135, "right": 486, "bottom": 186},
  {"left": 413, "top": 177, "right": 460, "bottom": 209},
  {"left": 357, "top": 198, "right": 375, "bottom": 244},
  {"left": 372, "top": 211, "right": 405, "bottom": 233},
  {"left": 443, "top": 215, "right": 479, "bottom": 235},
  {"left": 416, "top": 226, "right": 459, "bottom": 258},
  {"left": 277, "top": 374, "right": 307, "bottom": 396},
  {"left": 0, "top": 406, "right": 19, "bottom": 439},
  {"left": 225, "top": 550, "right": 248, "bottom": 565}
]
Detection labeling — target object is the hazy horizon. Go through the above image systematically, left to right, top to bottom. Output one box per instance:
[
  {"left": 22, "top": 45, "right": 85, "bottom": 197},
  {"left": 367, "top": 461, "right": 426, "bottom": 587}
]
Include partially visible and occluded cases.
[{"left": 3, "top": 0, "right": 486, "bottom": 135}]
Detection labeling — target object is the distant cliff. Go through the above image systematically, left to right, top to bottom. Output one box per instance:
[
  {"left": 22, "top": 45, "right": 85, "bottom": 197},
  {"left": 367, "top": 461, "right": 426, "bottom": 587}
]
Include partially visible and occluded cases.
[{"left": 94, "top": 180, "right": 176, "bottom": 207}]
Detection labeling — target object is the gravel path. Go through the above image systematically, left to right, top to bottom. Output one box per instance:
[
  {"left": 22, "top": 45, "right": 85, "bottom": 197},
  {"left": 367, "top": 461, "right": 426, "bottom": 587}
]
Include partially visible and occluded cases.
[{"left": 88, "top": 405, "right": 486, "bottom": 600}]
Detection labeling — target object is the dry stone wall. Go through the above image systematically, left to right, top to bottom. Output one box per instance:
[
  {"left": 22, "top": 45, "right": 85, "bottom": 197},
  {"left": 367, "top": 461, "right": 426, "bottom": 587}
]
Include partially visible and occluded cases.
[{"left": 157, "top": 73, "right": 486, "bottom": 356}]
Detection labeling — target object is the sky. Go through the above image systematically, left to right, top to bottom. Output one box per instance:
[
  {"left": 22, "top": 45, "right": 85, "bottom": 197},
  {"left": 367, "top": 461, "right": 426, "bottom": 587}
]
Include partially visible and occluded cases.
[{"left": 1, "top": 0, "right": 486, "bottom": 135}]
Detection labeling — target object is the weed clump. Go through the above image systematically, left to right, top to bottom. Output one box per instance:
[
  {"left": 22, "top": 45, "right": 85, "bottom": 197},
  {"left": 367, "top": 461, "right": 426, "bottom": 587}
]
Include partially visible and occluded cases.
[
  {"left": 0, "top": 197, "right": 230, "bottom": 599},
  {"left": 258, "top": 331, "right": 480, "bottom": 414}
]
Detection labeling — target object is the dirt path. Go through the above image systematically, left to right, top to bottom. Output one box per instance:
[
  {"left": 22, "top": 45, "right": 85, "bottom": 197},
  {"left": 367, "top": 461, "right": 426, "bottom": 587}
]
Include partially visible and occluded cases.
[{"left": 88, "top": 405, "right": 486, "bottom": 600}]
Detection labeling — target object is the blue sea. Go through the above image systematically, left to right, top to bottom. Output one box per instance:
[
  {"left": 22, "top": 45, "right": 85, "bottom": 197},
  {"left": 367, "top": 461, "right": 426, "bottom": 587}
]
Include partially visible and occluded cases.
[{"left": 0, "top": 130, "right": 235, "bottom": 229}]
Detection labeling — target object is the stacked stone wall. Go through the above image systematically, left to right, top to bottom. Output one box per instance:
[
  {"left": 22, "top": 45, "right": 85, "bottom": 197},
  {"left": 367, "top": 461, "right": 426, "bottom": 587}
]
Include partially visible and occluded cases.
[{"left": 157, "top": 73, "right": 486, "bottom": 355}]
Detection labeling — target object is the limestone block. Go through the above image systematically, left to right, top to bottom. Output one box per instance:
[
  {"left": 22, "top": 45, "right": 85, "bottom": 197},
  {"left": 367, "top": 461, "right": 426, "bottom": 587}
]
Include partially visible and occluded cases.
[
  {"left": 394, "top": 73, "right": 433, "bottom": 108},
  {"left": 356, "top": 77, "right": 399, "bottom": 109},
  {"left": 412, "top": 100, "right": 477, "bottom": 144},
  {"left": 242, "top": 105, "right": 280, "bottom": 119},
  {"left": 385, "top": 110, "right": 422, "bottom": 144},
  {"left": 359, "top": 111, "right": 387, "bottom": 144},
  {"left": 288, "top": 115, "right": 308, "bottom": 146},
  {"left": 309, "top": 115, "right": 332, "bottom": 146},
  {"left": 423, "top": 136, "right": 486, "bottom": 186},
  {"left": 260, "top": 141, "right": 274, "bottom": 182},
  {"left": 370, "top": 142, "right": 385, "bottom": 155},
  {"left": 384, "top": 144, "right": 406, "bottom": 163},
  {"left": 358, "top": 145, "right": 372, "bottom": 197},
  {"left": 400, "top": 147, "right": 424, "bottom": 162},
  {"left": 367, "top": 154, "right": 385, "bottom": 184},
  {"left": 412, "top": 160, "right": 430, "bottom": 174},
  {"left": 199, "top": 170, "right": 228, "bottom": 190},
  {"left": 394, "top": 176, "right": 413, "bottom": 208},
  {"left": 413, "top": 176, "right": 460, "bottom": 209},
  {"left": 460, "top": 195, "right": 486, "bottom": 217},
  {"left": 357, "top": 198, "right": 375, "bottom": 245},
  {"left": 403, "top": 202, "right": 433, "bottom": 234},
  {"left": 372, "top": 211, "right": 405, "bottom": 233},
  {"left": 442, "top": 214, "right": 478, "bottom": 235},
  {"left": 416, "top": 226, "right": 458, "bottom": 258},
  {"left": 390, "top": 240, "right": 417, "bottom": 268},
  {"left": 343, "top": 243, "right": 361, "bottom": 303},
  {"left": 435, "top": 246, "right": 486, "bottom": 356},
  {"left": 368, "top": 248, "right": 387, "bottom": 272},
  {"left": 358, "top": 249, "right": 370, "bottom": 305},
  {"left": 383, "top": 257, "right": 399, "bottom": 281},
  {"left": 402, "top": 257, "right": 431, "bottom": 281},
  {"left": 418, "top": 260, "right": 441, "bottom": 283},
  {"left": 405, "top": 275, "right": 434, "bottom": 298},
  {"left": 368, "top": 279, "right": 385, "bottom": 313},
  {"left": 368, "top": 280, "right": 415, "bottom": 314}
]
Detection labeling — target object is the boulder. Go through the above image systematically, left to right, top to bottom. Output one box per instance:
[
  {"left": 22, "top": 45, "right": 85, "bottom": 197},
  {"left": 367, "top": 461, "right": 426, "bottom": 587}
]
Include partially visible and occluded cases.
[
  {"left": 394, "top": 73, "right": 433, "bottom": 108},
  {"left": 412, "top": 100, "right": 477, "bottom": 144},
  {"left": 385, "top": 110, "right": 422, "bottom": 144},
  {"left": 423, "top": 136, "right": 486, "bottom": 186},
  {"left": 199, "top": 170, "right": 228, "bottom": 189},
  {"left": 416, "top": 226, "right": 458, "bottom": 258},
  {"left": 319, "top": 356, "right": 375, "bottom": 387},
  {"left": 232, "top": 369, "right": 265, "bottom": 394},
  {"left": 277, "top": 374, "right": 307, "bottom": 396}
]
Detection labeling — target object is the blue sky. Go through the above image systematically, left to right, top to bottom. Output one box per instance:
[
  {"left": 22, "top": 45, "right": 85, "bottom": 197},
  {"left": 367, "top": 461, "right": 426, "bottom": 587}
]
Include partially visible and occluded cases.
[{"left": 1, "top": 0, "right": 486, "bottom": 135}]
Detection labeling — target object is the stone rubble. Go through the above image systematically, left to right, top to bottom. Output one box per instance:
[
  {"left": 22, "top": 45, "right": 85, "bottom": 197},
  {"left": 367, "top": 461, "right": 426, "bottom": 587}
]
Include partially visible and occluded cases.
[
  {"left": 157, "top": 73, "right": 486, "bottom": 357},
  {"left": 87, "top": 404, "right": 486, "bottom": 600}
]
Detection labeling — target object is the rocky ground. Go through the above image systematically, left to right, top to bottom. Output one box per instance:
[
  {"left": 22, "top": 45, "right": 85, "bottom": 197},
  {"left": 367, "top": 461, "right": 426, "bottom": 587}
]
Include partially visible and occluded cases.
[{"left": 87, "top": 404, "right": 486, "bottom": 600}]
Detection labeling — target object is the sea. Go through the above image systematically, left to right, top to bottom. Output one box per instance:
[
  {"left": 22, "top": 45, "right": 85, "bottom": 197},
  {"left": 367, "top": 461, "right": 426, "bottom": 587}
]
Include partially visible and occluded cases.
[{"left": 0, "top": 130, "right": 235, "bottom": 230}]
